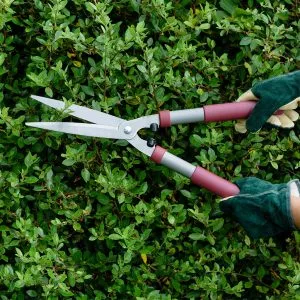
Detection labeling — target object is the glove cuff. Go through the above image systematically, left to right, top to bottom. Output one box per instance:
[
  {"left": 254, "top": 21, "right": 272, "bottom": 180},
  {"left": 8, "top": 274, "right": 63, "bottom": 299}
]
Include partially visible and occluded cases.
[
  {"left": 220, "top": 177, "right": 299, "bottom": 238},
  {"left": 286, "top": 180, "right": 299, "bottom": 231}
]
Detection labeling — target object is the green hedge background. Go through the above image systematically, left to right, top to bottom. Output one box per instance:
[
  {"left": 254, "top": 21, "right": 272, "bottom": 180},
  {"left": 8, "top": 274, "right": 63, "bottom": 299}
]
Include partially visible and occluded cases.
[{"left": 0, "top": 0, "right": 299, "bottom": 298}]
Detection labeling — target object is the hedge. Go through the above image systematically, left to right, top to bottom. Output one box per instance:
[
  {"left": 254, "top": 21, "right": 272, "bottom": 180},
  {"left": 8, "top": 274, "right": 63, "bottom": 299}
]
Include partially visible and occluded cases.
[{"left": 0, "top": 0, "right": 299, "bottom": 298}]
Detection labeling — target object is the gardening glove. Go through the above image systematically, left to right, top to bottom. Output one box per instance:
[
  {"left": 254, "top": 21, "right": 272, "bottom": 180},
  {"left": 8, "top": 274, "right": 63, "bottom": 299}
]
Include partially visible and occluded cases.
[
  {"left": 235, "top": 71, "right": 300, "bottom": 133},
  {"left": 220, "top": 177, "right": 300, "bottom": 239}
]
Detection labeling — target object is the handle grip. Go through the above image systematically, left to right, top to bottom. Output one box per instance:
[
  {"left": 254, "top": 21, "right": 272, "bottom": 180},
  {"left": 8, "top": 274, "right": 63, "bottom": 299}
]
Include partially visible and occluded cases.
[
  {"left": 159, "top": 101, "right": 257, "bottom": 127},
  {"left": 203, "top": 101, "right": 257, "bottom": 122},
  {"left": 151, "top": 146, "right": 239, "bottom": 198},
  {"left": 190, "top": 166, "right": 239, "bottom": 197}
]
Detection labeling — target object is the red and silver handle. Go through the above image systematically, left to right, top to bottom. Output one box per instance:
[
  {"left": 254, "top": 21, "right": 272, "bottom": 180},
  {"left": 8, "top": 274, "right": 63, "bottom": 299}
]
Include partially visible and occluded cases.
[
  {"left": 152, "top": 101, "right": 283, "bottom": 196},
  {"left": 159, "top": 101, "right": 257, "bottom": 127},
  {"left": 151, "top": 146, "right": 239, "bottom": 198}
]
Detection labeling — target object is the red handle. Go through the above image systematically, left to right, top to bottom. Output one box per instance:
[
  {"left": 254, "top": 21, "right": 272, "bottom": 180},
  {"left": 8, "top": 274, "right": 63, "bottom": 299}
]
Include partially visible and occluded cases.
[
  {"left": 203, "top": 101, "right": 257, "bottom": 122},
  {"left": 191, "top": 166, "right": 240, "bottom": 198}
]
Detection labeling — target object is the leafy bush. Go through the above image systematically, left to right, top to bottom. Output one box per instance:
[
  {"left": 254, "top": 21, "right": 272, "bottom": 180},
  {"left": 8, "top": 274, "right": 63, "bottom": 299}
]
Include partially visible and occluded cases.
[{"left": 0, "top": 0, "right": 299, "bottom": 298}]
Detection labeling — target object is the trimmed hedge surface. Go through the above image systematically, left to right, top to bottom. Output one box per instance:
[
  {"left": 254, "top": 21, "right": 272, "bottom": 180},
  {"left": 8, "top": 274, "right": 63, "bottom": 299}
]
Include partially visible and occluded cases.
[{"left": 0, "top": 0, "right": 299, "bottom": 298}]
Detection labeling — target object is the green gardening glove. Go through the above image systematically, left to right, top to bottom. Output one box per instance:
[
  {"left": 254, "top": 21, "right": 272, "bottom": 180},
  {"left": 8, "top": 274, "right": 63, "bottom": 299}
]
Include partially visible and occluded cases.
[
  {"left": 235, "top": 71, "right": 300, "bottom": 133},
  {"left": 220, "top": 177, "right": 300, "bottom": 239}
]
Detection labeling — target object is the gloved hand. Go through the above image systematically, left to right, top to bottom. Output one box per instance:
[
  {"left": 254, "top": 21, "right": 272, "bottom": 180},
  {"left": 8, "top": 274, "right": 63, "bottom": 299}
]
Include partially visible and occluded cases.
[
  {"left": 235, "top": 71, "right": 300, "bottom": 133},
  {"left": 220, "top": 177, "right": 300, "bottom": 239}
]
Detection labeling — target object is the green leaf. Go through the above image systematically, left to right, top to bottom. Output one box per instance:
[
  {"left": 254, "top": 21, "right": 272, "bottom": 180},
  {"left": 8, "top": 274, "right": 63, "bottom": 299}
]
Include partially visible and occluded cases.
[
  {"left": 129, "top": 0, "right": 140, "bottom": 12},
  {"left": 220, "top": 0, "right": 238, "bottom": 14},
  {"left": 85, "top": 2, "right": 96, "bottom": 13},
  {"left": 136, "top": 21, "right": 145, "bottom": 33},
  {"left": 199, "top": 23, "right": 211, "bottom": 30},
  {"left": 125, "top": 26, "right": 135, "bottom": 42},
  {"left": 240, "top": 37, "right": 252, "bottom": 46},
  {"left": 0, "top": 53, "right": 7, "bottom": 66},
  {"left": 88, "top": 57, "right": 96, "bottom": 67},
  {"left": 244, "top": 62, "right": 252, "bottom": 75},
  {"left": 137, "top": 64, "right": 147, "bottom": 74},
  {"left": 27, "top": 70, "right": 49, "bottom": 87},
  {"left": 81, "top": 85, "right": 95, "bottom": 96},
  {"left": 45, "top": 87, "right": 53, "bottom": 97},
  {"left": 290, "top": 130, "right": 300, "bottom": 144},
  {"left": 190, "top": 134, "right": 202, "bottom": 147},
  {"left": 208, "top": 148, "right": 216, "bottom": 162},
  {"left": 24, "top": 152, "right": 38, "bottom": 168},
  {"left": 62, "top": 159, "right": 76, "bottom": 166},
  {"left": 271, "top": 161, "right": 278, "bottom": 169},
  {"left": 234, "top": 165, "right": 242, "bottom": 175},
  {"left": 81, "top": 168, "right": 90, "bottom": 182},
  {"left": 24, "top": 176, "right": 39, "bottom": 184},
  {"left": 180, "top": 190, "right": 193, "bottom": 199},
  {"left": 168, "top": 214, "right": 175, "bottom": 225},
  {"left": 211, "top": 218, "right": 224, "bottom": 232},
  {"left": 73, "top": 222, "right": 82, "bottom": 231},
  {"left": 189, "top": 233, "right": 206, "bottom": 241},
  {"left": 108, "top": 234, "right": 123, "bottom": 240},
  {"left": 207, "top": 234, "right": 215, "bottom": 245},
  {"left": 16, "top": 248, "right": 23, "bottom": 257},
  {"left": 68, "top": 272, "right": 76, "bottom": 287},
  {"left": 14, "top": 280, "right": 25, "bottom": 289},
  {"left": 59, "top": 288, "right": 74, "bottom": 297},
  {"left": 26, "top": 290, "right": 38, "bottom": 297}
]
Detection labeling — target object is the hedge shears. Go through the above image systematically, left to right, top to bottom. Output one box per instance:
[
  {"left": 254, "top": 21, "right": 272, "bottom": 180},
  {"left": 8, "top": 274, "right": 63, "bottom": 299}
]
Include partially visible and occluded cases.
[{"left": 26, "top": 95, "right": 260, "bottom": 197}]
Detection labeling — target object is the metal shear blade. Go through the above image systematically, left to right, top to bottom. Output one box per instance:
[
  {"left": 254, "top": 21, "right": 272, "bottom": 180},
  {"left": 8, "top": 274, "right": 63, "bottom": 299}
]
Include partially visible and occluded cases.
[
  {"left": 26, "top": 95, "right": 128, "bottom": 139},
  {"left": 30, "top": 95, "right": 123, "bottom": 126},
  {"left": 26, "top": 122, "right": 128, "bottom": 139}
]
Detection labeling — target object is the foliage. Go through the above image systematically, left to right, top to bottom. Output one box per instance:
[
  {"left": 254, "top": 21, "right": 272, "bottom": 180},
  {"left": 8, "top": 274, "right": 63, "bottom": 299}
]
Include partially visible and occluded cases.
[{"left": 0, "top": 0, "right": 299, "bottom": 298}]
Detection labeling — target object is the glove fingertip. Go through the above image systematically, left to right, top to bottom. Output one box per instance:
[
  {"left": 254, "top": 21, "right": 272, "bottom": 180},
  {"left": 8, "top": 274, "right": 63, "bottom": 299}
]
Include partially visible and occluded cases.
[
  {"left": 267, "top": 115, "right": 281, "bottom": 127},
  {"left": 235, "top": 121, "right": 247, "bottom": 133}
]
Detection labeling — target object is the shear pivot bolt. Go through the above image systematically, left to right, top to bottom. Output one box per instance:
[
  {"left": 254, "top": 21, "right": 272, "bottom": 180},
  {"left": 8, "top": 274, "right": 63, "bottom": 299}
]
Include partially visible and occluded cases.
[{"left": 124, "top": 126, "right": 132, "bottom": 134}]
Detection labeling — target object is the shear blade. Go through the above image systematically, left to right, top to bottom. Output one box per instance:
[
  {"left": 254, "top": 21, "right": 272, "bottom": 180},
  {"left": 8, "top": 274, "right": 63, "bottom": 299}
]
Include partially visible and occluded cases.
[
  {"left": 31, "top": 95, "right": 124, "bottom": 127},
  {"left": 26, "top": 122, "right": 127, "bottom": 139}
]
